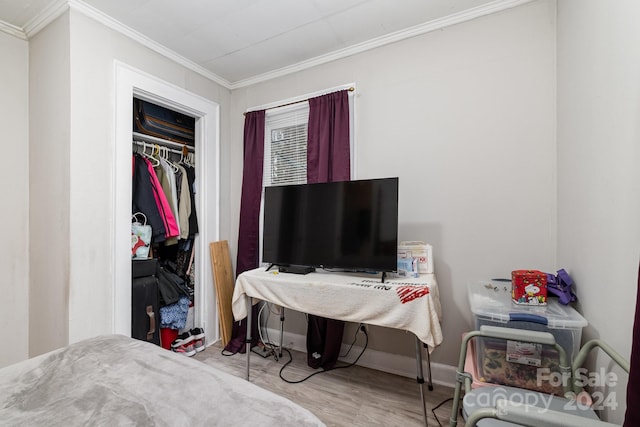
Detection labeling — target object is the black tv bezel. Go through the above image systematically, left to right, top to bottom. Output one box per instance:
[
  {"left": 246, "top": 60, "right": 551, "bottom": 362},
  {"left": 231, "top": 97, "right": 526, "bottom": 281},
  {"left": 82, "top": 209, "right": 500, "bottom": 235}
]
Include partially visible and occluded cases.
[{"left": 262, "top": 177, "right": 399, "bottom": 274}]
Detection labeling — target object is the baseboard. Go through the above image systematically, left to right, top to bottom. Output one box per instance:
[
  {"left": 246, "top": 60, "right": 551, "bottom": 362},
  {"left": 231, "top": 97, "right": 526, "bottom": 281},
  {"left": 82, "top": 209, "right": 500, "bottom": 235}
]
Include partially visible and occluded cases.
[{"left": 265, "top": 327, "right": 457, "bottom": 389}]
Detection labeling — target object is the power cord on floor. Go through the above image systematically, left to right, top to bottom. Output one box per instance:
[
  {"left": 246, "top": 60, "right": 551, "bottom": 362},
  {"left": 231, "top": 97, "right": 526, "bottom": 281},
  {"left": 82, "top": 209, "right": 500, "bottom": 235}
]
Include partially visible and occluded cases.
[
  {"left": 279, "top": 324, "right": 369, "bottom": 384},
  {"left": 432, "top": 395, "right": 464, "bottom": 427},
  {"left": 431, "top": 397, "right": 452, "bottom": 427}
]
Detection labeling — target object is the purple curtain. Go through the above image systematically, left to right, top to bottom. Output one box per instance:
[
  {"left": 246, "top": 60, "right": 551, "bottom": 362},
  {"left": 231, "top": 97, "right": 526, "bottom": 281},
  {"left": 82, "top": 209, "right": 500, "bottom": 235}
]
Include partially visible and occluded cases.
[
  {"left": 305, "top": 90, "right": 350, "bottom": 369},
  {"left": 307, "top": 90, "right": 351, "bottom": 184},
  {"left": 224, "top": 110, "right": 264, "bottom": 354},
  {"left": 236, "top": 110, "right": 266, "bottom": 276},
  {"left": 624, "top": 262, "right": 640, "bottom": 426}
]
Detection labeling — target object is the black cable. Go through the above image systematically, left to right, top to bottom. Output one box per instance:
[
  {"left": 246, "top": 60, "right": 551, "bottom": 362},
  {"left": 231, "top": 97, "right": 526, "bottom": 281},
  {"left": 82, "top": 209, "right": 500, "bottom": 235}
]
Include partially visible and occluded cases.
[
  {"left": 262, "top": 305, "right": 278, "bottom": 360},
  {"left": 340, "top": 323, "right": 364, "bottom": 358},
  {"left": 279, "top": 326, "right": 369, "bottom": 384},
  {"left": 431, "top": 397, "right": 452, "bottom": 427}
]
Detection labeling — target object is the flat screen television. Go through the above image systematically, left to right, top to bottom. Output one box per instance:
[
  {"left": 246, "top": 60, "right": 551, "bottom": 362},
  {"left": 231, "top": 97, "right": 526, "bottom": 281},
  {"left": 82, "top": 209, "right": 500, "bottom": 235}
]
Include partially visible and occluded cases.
[{"left": 262, "top": 177, "right": 399, "bottom": 274}]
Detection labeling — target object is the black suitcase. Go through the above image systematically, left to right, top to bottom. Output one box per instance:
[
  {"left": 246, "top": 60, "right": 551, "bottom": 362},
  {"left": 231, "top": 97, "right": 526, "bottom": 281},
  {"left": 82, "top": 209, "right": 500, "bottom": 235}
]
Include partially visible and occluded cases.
[
  {"left": 133, "top": 98, "right": 195, "bottom": 146},
  {"left": 132, "top": 259, "right": 160, "bottom": 345}
]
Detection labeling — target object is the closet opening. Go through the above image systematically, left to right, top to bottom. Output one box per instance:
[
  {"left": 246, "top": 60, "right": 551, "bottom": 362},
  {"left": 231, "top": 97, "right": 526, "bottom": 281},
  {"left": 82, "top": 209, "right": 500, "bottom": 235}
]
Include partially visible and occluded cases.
[
  {"left": 114, "top": 62, "right": 219, "bottom": 351},
  {"left": 132, "top": 96, "right": 199, "bottom": 348}
]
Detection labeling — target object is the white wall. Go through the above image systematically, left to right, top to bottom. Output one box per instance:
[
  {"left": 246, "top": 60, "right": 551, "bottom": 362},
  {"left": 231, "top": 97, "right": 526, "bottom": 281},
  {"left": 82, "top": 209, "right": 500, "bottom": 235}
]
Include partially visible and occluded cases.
[
  {"left": 230, "top": 0, "right": 557, "bottom": 365},
  {"left": 557, "top": 1, "right": 640, "bottom": 423},
  {"left": 26, "top": 9, "right": 231, "bottom": 355},
  {"left": 29, "top": 13, "right": 71, "bottom": 357},
  {"left": 0, "top": 31, "right": 30, "bottom": 368}
]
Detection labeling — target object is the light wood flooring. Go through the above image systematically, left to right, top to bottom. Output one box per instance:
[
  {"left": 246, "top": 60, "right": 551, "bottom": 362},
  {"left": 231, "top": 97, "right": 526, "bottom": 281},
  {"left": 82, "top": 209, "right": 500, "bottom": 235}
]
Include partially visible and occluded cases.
[{"left": 194, "top": 342, "right": 464, "bottom": 427}]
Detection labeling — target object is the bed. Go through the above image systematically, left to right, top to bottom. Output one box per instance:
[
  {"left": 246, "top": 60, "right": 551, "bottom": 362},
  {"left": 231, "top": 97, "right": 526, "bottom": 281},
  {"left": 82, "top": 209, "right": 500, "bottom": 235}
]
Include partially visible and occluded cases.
[{"left": 0, "top": 335, "right": 325, "bottom": 426}]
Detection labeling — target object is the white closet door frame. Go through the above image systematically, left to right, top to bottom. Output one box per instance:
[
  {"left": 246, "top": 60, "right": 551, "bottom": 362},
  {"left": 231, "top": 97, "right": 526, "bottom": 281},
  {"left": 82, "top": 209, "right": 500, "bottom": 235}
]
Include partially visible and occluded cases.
[{"left": 113, "top": 61, "right": 219, "bottom": 345}]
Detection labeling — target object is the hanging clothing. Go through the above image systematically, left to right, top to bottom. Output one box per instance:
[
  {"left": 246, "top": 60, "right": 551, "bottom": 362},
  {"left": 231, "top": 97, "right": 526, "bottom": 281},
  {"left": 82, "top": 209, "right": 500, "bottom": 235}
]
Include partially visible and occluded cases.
[
  {"left": 132, "top": 154, "right": 167, "bottom": 243},
  {"left": 142, "top": 156, "right": 180, "bottom": 239},
  {"left": 155, "top": 157, "right": 181, "bottom": 235},
  {"left": 154, "top": 159, "right": 179, "bottom": 246},
  {"left": 176, "top": 164, "right": 192, "bottom": 240},
  {"left": 183, "top": 164, "right": 199, "bottom": 238}
]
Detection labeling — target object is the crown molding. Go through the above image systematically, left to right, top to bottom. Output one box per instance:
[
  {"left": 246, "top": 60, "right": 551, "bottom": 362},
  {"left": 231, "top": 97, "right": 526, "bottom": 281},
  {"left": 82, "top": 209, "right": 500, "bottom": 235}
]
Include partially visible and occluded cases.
[
  {"left": 2, "top": 0, "right": 534, "bottom": 89},
  {"left": 12, "top": 0, "right": 232, "bottom": 89},
  {"left": 23, "top": 0, "right": 68, "bottom": 38},
  {"left": 67, "top": 0, "right": 232, "bottom": 89},
  {"left": 229, "top": 0, "right": 535, "bottom": 89},
  {"left": 0, "top": 19, "right": 27, "bottom": 40}
]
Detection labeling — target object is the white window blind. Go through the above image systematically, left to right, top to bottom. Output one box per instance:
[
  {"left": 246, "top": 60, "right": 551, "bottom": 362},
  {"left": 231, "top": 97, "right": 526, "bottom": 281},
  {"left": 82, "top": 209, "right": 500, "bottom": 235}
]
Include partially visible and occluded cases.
[{"left": 263, "top": 102, "right": 310, "bottom": 187}]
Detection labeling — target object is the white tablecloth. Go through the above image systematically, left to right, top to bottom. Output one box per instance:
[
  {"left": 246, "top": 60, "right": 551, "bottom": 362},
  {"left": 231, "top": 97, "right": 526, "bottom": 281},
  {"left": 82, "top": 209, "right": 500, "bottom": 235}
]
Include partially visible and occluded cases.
[{"left": 232, "top": 268, "right": 443, "bottom": 349}]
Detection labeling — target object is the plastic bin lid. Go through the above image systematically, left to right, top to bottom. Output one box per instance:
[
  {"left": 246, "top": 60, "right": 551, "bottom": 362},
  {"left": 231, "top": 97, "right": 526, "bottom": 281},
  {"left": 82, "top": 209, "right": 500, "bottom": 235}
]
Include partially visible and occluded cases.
[{"left": 468, "top": 280, "right": 587, "bottom": 329}]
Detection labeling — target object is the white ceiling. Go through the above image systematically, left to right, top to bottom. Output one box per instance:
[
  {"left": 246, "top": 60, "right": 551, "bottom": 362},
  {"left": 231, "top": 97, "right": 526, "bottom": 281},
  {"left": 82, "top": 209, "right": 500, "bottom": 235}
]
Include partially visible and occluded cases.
[{"left": 0, "top": 0, "right": 529, "bottom": 87}]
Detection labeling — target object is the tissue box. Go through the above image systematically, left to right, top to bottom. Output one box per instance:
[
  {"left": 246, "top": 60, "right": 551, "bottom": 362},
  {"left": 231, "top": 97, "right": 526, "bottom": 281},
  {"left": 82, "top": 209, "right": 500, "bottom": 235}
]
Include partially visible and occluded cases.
[
  {"left": 398, "top": 241, "right": 433, "bottom": 274},
  {"left": 511, "top": 270, "right": 547, "bottom": 305}
]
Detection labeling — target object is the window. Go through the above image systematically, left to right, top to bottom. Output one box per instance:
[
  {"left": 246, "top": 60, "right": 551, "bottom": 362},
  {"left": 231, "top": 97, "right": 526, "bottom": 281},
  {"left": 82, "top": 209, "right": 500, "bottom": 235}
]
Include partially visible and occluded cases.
[
  {"left": 257, "top": 87, "right": 355, "bottom": 265},
  {"left": 263, "top": 103, "right": 310, "bottom": 187}
]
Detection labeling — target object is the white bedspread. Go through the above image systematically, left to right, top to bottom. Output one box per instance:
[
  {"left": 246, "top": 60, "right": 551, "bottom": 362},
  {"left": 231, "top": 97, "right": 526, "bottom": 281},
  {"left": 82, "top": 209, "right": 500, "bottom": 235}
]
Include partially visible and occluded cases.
[
  {"left": 232, "top": 268, "right": 443, "bottom": 349},
  {"left": 0, "top": 335, "right": 325, "bottom": 426}
]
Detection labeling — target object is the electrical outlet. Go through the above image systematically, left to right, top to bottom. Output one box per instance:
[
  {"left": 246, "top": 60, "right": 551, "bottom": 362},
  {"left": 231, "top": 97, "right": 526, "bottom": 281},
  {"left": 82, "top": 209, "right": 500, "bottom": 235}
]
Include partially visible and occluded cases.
[{"left": 359, "top": 323, "right": 368, "bottom": 333}]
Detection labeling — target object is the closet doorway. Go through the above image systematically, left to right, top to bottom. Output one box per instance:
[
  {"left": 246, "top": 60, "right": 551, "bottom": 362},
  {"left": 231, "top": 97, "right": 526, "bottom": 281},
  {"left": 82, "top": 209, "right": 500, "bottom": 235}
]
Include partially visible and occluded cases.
[{"left": 114, "top": 62, "right": 219, "bottom": 346}]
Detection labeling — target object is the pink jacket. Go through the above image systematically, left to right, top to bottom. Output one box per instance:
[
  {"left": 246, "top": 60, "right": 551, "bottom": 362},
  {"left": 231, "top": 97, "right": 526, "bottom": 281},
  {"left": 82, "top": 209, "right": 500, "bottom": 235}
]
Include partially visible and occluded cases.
[{"left": 142, "top": 157, "right": 180, "bottom": 239}]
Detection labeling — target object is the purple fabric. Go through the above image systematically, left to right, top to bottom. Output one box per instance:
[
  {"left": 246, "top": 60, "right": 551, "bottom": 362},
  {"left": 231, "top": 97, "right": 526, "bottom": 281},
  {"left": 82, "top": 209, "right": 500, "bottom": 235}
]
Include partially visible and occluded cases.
[
  {"left": 305, "top": 90, "right": 351, "bottom": 369},
  {"left": 307, "top": 90, "right": 351, "bottom": 184},
  {"left": 225, "top": 110, "right": 265, "bottom": 355},
  {"left": 236, "top": 110, "right": 265, "bottom": 276},
  {"left": 624, "top": 262, "right": 640, "bottom": 426},
  {"left": 546, "top": 269, "right": 577, "bottom": 305},
  {"left": 222, "top": 305, "right": 260, "bottom": 355},
  {"left": 307, "top": 315, "right": 345, "bottom": 370}
]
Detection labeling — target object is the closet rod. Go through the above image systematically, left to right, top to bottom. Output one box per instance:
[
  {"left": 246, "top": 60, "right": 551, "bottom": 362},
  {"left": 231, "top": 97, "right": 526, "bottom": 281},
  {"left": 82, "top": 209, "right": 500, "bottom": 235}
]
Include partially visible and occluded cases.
[
  {"left": 132, "top": 131, "right": 195, "bottom": 153},
  {"left": 133, "top": 139, "right": 193, "bottom": 157}
]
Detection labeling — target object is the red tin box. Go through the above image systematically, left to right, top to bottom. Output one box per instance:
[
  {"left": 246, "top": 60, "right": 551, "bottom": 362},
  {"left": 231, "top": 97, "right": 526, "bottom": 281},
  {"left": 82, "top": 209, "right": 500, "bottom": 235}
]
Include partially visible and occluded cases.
[{"left": 511, "top": 270, "right": 547, "bottom": 305}]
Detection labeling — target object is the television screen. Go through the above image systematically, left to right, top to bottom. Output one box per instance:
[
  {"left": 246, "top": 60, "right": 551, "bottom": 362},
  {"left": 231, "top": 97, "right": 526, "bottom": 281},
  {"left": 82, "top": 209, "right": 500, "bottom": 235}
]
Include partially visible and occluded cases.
[{"left": 262, "top": 177, "right": 399, "bottom": 273}]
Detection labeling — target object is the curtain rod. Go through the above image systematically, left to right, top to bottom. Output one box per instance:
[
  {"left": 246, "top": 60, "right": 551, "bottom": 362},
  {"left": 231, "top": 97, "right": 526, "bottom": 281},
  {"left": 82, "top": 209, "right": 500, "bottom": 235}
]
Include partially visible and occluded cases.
[{"left": 244, "top": 87, "right": 354, "bottom": 116}]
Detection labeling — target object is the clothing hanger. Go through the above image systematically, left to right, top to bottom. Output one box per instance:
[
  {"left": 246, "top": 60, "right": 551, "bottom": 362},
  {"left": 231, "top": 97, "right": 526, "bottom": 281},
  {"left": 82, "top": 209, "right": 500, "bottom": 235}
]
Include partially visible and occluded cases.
[
  {"left": 139, "top": 142, "right": 160, "bottom": 167},
  {"left": 178, "top": 145, "right": 188, "bottom": 165},
  {"left": 160, "top": 146, "right": 180, "bottom": 173},
  {"left": 183, "top": 152, "right": 194, "bottom": 167}
]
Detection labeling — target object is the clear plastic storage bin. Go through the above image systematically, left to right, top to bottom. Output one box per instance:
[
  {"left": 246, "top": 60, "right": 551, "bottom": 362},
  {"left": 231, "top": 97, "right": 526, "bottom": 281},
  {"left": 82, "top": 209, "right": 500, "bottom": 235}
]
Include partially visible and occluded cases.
[{"left": 467, "top": 280, "right": 587, "bottom": 393}]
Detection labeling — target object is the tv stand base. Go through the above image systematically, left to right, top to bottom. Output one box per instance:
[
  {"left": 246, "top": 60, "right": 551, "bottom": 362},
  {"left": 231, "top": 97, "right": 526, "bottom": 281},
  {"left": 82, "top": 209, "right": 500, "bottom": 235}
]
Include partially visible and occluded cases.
[{"left": 278, "top": 265, "right": 315, "bottom": 275}]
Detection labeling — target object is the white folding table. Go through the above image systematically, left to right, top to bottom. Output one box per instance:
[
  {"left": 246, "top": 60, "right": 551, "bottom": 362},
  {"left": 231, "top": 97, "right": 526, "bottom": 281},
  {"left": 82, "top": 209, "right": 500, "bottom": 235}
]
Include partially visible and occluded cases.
[{"left": 231, "top": 267, "right": 443, "bottom": 426}]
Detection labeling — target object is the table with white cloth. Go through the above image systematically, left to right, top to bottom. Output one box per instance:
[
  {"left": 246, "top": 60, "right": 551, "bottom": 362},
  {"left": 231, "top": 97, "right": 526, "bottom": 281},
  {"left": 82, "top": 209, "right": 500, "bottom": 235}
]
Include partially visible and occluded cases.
[{"left": 231, "top": 267, "right": 443, "bottom": 426}]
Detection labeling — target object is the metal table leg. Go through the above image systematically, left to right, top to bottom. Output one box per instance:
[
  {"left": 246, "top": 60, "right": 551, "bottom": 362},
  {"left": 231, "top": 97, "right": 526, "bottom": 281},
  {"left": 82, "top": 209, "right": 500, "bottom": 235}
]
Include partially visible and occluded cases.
[
  {"left": 245, "top": 295, "right": 252, "bottom": 381},
  {"left": 279, "top": 306, "right": 285, "bottom": 358},
  {"left": 415, "top": 337, "right": 429, "bottom": 426},
  {"left": 425, "top": 342, "right": 433, "bottom": 391}
]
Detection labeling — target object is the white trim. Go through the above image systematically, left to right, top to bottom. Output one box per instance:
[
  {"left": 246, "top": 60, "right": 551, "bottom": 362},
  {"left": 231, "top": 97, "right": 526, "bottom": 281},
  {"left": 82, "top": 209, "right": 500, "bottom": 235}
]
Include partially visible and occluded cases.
[
  {"left": 2, "top": 0, "right": 533, "bottom": 87},
  {"left": 22, "top": 0, "right": 68, "bottom": 38},
  {"left": 69, "top": 0, "right": 231, "bottom": 89},
  {"left": 229, "top": 0, "right": 536, "bottom": 88},
  {"left": 0, "top": 20, "right": 27, "bottom": 40},
  {"left": 114, "top": 61, "right": 220, "bottom": 344},
  {"left": 267, "top": 328, "right": 457, "bottom": 388}
]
